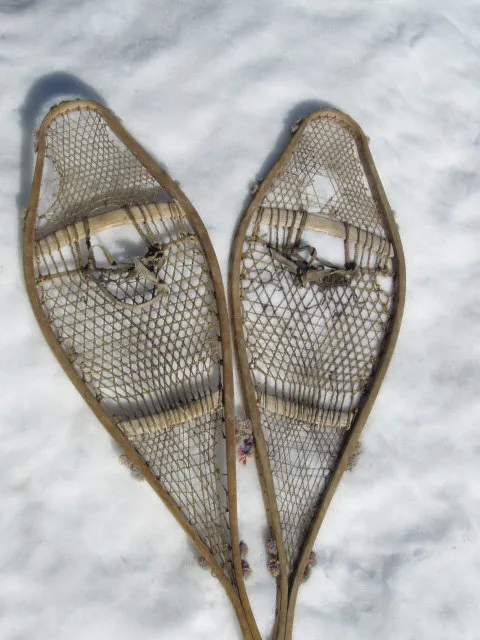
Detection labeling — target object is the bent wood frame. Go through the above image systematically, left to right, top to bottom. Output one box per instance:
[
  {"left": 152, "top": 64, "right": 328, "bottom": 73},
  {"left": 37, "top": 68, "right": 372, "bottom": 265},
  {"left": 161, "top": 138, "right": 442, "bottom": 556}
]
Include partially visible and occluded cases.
[
  {"left": 23, "top": 100, "right": 260, "bottom": 640},
  {"left": 229, "top": 109, "right": 406, "bottom": 640}
]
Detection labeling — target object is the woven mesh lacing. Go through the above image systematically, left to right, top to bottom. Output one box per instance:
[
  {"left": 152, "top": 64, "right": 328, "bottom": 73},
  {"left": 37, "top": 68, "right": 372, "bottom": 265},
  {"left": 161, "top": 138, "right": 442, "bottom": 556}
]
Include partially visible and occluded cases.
[
  {"left": 32, "top": 106, "right": 234, "bottom": 582},
  {"left": 239, "top": 114, "right": 396, "bottom": 572}
]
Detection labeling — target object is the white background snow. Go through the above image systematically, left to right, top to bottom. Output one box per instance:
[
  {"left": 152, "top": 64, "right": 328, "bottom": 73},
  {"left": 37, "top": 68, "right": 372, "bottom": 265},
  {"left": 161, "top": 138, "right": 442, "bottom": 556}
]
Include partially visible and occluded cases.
[{"left": 1, "top": 1, "right": 480, "bottom": 638}]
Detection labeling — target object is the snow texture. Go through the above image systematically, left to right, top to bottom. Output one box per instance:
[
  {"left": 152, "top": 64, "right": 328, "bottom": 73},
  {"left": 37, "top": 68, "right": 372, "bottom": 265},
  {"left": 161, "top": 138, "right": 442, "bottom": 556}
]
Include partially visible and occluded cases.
[{"left": 1, "top": 1, "right": 480, "bottom": 638}]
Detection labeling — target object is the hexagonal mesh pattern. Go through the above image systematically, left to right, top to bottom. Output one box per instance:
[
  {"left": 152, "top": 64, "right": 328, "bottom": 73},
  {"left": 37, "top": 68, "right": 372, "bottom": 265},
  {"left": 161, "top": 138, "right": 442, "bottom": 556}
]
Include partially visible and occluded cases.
[
  {"left": 31, "top": 105, "right": 234, "bottom": 582},
  {"left": 36, "top": 106, "right": 161, "bottom": 233},
  {"left": 238, "top": 113, "right": 397, "bottom": 572},
  {"left": 263, "top": 117, "right": 386, "bottom": 236},
  {"left": 259, "top": 409, "right": 345, "bottom": 572}
]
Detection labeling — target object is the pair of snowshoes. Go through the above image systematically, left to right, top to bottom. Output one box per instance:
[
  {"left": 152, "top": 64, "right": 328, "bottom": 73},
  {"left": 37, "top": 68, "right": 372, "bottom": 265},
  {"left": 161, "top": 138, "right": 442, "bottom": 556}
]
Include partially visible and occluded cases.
[{"left": 24, "top": 101, "right": 405, "bottom": 639}]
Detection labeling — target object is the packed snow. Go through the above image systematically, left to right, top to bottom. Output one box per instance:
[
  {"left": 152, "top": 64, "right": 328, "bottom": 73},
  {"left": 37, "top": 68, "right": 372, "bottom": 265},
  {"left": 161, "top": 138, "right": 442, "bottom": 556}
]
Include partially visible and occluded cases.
[{"left": 1, "top": 1, "right": 480, "bottom": 638}]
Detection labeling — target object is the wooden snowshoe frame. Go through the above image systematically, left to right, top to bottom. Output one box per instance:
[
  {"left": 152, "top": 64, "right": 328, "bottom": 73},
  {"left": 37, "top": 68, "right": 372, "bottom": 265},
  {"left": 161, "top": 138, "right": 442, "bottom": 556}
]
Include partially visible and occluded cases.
[
  {"left": 23, "top": 100, "right": 260, "bottom": 640},
  {"left": 230, "top": 109, "right": 406, "bottom": 639}
]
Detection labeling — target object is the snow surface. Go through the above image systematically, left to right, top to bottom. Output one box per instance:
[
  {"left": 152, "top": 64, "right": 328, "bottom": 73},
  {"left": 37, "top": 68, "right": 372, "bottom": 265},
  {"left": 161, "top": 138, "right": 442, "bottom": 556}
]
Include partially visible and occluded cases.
[{"left": 1, "top": 1, "right": 480, "bottom": 638}]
